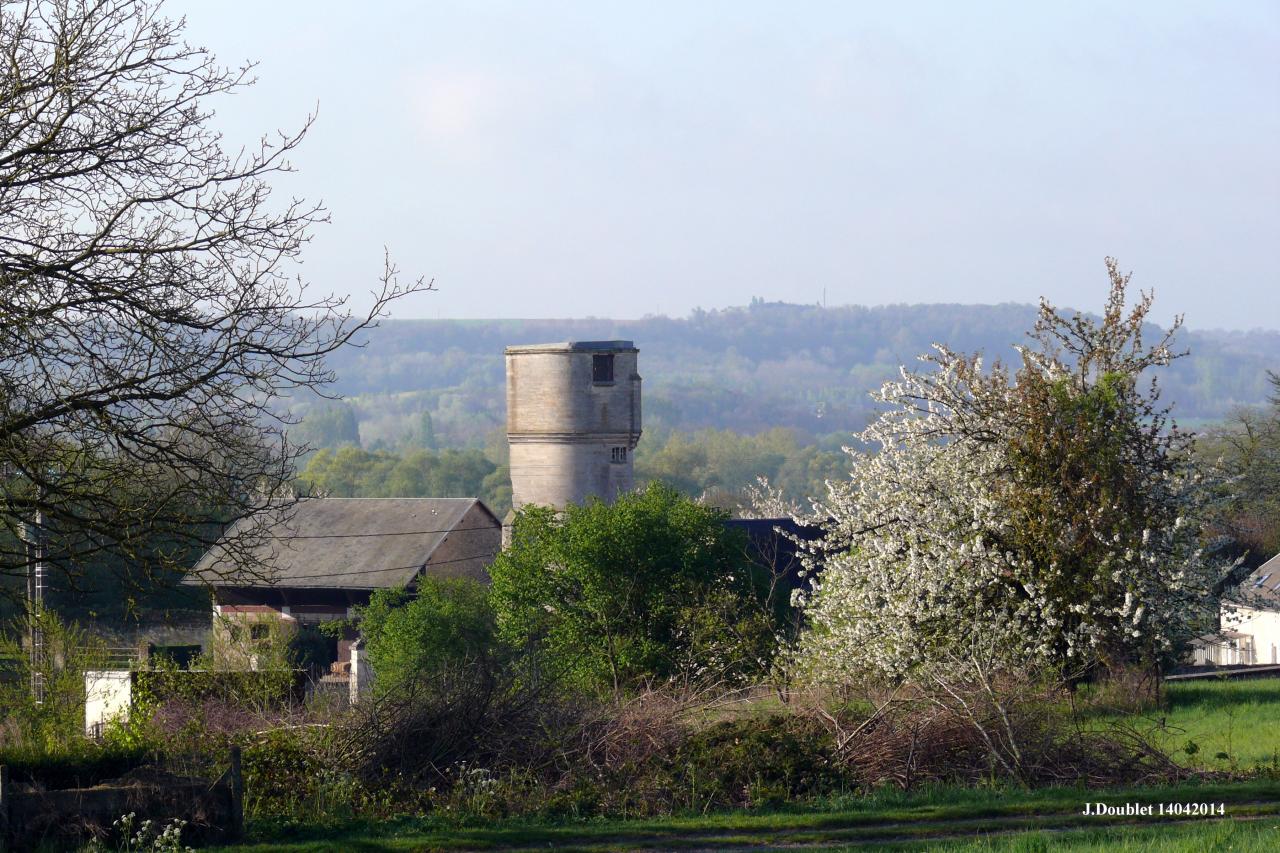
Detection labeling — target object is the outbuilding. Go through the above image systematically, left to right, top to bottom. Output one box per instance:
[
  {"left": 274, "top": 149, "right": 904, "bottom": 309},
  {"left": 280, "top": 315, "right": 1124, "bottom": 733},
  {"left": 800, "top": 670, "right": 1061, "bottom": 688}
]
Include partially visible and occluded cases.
[{"left": 186, "top": 497, "right": 502, "bottom": 668}]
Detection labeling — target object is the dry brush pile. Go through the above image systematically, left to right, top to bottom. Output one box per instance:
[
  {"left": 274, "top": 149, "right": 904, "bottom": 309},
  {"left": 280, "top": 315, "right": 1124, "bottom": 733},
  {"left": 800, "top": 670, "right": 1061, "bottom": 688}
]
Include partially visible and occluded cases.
[{"left": 120, "top": 667, "right": 1211, "bottom": 823}]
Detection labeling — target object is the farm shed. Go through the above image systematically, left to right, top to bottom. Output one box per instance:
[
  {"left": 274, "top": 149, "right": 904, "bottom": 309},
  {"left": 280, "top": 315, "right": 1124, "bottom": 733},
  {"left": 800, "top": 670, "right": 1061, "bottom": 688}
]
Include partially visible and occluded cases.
[{"left": 185, "top": 498, "right": 502, "bottom": 670}]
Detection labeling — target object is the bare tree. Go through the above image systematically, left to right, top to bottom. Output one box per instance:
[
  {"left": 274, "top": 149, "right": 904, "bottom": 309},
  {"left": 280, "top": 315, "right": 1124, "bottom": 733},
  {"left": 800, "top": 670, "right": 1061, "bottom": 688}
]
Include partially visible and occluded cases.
[{"left": 0, "top": 0, "right": 429, "bottom": 605}]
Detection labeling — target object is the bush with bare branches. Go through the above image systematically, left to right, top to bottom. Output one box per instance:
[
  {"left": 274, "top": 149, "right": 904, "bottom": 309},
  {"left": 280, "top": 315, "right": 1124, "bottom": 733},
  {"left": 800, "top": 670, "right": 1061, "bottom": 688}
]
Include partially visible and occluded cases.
[{"left": 805, "top": 671, "right": 1191, "bottom": 792}]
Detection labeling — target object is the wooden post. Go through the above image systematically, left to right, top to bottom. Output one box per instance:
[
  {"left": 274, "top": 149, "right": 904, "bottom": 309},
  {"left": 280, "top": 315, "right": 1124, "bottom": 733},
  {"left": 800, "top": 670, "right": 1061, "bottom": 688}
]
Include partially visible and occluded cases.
[
  {"left": 228, "top": 746, "right": 244, "bottom": 841},
  {"left": 0, "top": 764, "right": 10, "bottom": 845}
]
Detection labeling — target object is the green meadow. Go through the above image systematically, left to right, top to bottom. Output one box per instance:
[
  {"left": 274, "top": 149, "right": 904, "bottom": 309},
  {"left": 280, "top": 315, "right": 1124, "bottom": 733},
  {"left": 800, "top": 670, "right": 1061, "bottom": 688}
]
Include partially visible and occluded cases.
[
  {"left": 1099, "top": 677, "right": 1280, "bottom": 771},
  {"left": 232, "top": 777, "right": 1280, "bottom": 852}
]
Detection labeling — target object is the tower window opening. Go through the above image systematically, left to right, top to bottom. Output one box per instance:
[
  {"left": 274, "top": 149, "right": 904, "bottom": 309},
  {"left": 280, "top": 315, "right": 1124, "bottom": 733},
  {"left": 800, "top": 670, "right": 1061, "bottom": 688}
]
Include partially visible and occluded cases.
[
  {"left": 593, "top": 353, "right": 614, "bottom": 383},
  {"left": 611, "top": 446, "right": 627, "bottom": 464}
]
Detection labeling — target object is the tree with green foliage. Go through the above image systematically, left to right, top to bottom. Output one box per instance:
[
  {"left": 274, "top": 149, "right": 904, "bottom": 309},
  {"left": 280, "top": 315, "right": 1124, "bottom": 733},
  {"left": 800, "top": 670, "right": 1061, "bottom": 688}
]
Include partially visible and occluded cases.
[
  {"left": 1198, "top": 371, "right": 1280, "bottom": 565},
  {"left": 295, "top": 403, "right": 362, "bottom": 449},
  {"left": 417, "top": 411, "right": 438, "bottom": 450},
  {"left": 635, "top": 427, "right": 847, "bottom": 512},
  {"left": 296, "top": 446, "right": 509, "bottom": 515},
  {"left": 295, "top": 447, "right": 383, "bottom": 497},
  {"left": 480, "top": 466, "right": 513, "bottom": 520},
  {"left": 489, "top": 483, "right": 772, "bottom": 692},
  {"left": 359, "top": 578, "right": 498, "bottom": 694},
  {"left": 0, "top": 612, "right": 113, "bottom": 750}
]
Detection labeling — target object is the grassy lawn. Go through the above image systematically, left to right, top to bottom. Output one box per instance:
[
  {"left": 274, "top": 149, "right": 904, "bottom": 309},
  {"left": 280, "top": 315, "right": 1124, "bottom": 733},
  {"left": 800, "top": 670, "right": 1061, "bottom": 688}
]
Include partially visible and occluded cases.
[
  {"left": 1101, "top": 677, "right": 1280, "bottom": 771},
  {"left": 231, "top": 778, "right": 1280, "bottom": 851},
  {"left": 949, "top": 818, "right": 1280, "bottom": 852}
]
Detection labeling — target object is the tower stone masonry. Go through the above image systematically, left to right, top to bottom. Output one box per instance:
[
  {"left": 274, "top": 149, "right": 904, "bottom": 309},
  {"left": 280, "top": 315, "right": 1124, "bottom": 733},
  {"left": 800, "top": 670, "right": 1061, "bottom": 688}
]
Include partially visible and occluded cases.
[{"left": 505, "top": 340, "right": 641, "bottom": 515}]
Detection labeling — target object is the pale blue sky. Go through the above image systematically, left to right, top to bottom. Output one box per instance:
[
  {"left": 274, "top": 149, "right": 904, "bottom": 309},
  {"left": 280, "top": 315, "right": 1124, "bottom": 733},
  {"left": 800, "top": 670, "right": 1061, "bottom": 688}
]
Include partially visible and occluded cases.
[{"left": 171, "top": 1, "right": 1278, "bottom": 329}]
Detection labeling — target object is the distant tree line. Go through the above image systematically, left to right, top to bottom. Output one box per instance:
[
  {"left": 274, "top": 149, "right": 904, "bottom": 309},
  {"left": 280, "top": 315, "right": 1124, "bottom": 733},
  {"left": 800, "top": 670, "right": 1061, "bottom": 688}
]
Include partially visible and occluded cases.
[
  {"left": 299, "top": 303, "right": 1280, "bottom": 451},
  {"left": 1198, "top": 371, "right": 1280, "bottom": 569},
  {"left": 289, "top": 422, "right": 849, "bottom": 518},
  {"left": 298, "top": 447, "right": 513, "bottom": 518}
]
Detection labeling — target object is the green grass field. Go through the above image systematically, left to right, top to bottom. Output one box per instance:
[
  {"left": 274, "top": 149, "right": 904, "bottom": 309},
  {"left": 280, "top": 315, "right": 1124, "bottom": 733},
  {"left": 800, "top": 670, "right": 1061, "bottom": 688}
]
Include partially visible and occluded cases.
[
  {"left": 1103, "top": 677, "right": 1280, "bottom": 770},
  {"left": 232, "top": 778, "right": 1280, "bottom": 851},
  {"left": 953, "top": 819, "right": 1280, "bottom": 852}
]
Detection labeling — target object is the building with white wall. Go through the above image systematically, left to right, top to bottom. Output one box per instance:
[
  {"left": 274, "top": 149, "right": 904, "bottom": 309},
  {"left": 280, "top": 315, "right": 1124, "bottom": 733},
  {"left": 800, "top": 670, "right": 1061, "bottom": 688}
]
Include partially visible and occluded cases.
[{"left": 1194, "top": 552, "right": 1280, "bottom": 666}]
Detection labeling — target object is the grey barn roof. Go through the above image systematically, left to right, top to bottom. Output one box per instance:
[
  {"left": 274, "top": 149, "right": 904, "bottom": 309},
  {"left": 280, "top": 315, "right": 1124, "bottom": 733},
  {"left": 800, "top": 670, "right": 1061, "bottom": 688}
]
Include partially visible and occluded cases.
[
  {"left": 187, "top": 498, "right": 499, "bottom": 590},
  {"left": 1228, "top": 551, "right": 1280, "bottom": 610}
]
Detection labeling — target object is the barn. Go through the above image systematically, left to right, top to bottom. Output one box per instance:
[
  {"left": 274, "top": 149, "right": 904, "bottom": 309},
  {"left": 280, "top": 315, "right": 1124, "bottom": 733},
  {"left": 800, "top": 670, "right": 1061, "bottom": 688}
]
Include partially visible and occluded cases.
[{"left": 186, "top": 497, "right": 502, "bottom": 668}]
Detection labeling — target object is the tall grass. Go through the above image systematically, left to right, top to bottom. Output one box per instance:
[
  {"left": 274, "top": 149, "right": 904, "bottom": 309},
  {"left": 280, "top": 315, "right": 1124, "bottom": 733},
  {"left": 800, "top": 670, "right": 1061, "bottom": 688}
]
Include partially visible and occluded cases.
[{"left": 1098, "top": 677, "right": 1280, "bottom": 771}]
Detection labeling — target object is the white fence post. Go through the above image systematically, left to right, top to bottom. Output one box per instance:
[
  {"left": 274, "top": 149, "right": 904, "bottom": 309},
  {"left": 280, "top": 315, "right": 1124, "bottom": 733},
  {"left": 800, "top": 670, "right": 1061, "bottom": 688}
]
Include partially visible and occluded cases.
[{"left": 349, "top": 639, "right": 372, "bottom": 705}]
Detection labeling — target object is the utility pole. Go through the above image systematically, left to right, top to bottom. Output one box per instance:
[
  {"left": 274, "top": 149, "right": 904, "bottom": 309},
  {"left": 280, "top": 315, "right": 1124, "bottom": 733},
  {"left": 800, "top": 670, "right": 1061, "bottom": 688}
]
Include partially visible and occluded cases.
[
  {"left": 2, "top": 460, "right": 47, "bottom": 704},
  {"left": 25, "top": 500, "right": 46, "bottom": 705}
]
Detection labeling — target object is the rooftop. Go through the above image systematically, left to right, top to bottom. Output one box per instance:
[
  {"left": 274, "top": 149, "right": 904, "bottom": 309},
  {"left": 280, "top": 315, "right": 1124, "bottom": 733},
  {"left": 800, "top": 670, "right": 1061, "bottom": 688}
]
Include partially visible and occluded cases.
[
  {"left": 505, "top": 340, "right": 636, "bottom": 354},
  {"left": 186, "top": 498, "right": 499, "bottom": 590},
  {"left": 1225, "top": 551, "right": 1280, "bottom": 610}
]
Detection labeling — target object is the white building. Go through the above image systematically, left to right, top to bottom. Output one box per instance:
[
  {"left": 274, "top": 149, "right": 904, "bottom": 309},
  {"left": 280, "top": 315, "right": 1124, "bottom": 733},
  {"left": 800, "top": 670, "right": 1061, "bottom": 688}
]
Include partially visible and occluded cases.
[{"left": 1194, "top": 552, "right": 1280, "bottom": 666}]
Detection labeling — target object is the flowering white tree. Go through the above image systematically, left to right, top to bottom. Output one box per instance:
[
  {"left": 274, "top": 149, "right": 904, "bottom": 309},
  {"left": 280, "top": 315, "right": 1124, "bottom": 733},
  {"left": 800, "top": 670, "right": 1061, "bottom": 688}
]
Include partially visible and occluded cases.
[{"left": 795, "top": 261, "right": 1227, "bottom": 686}]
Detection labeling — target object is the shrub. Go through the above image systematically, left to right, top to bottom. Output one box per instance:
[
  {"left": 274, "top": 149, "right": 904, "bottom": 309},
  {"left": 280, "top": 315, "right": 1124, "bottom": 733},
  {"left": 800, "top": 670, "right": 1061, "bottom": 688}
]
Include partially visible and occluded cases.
[
  {"left": 490, "top": 483, "right": 771, "bottom": 693},
  {"left": 359, "top": 578, "right": 498, "bottom": 694},
  {"left": 0, "top": 613, "right": 119, "bottom": 758},
  {"left": 286, "top": 627, "right": 337, "bottom": 676},
  {"left": 334, "top": 647, "right": 563, "bottom": 793},
  {"left": 133, "top": 669, "right": 305, "bottom": 713},
  {"left": 813, "top": 673, "right": 1190, "bottom": 792},
  {"left": 672, "top": 715, "right": 843, "bottom": 809},
  {"left": 0, "top": 741, "right": 152, "bottom": 788}
]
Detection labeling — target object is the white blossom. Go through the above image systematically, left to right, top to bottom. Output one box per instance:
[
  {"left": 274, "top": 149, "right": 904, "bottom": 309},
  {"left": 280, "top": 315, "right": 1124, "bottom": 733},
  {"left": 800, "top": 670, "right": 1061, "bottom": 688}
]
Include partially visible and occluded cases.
[{"left": 791, "top": 279, "right": 1229, "bottom": 685}]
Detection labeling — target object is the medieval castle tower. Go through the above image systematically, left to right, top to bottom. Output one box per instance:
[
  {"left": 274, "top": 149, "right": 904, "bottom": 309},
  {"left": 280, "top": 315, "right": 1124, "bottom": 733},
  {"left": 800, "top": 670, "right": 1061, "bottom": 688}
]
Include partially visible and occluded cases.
[{"left": 505, "top": 340, "right": 641, "bottom": 515}]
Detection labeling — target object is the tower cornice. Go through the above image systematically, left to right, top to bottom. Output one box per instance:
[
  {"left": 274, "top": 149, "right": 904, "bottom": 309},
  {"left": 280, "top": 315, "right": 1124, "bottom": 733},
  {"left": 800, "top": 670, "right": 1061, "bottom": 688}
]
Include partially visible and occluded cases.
[{"left": 508, "top": 431, "right": 641, "bottom": 447}]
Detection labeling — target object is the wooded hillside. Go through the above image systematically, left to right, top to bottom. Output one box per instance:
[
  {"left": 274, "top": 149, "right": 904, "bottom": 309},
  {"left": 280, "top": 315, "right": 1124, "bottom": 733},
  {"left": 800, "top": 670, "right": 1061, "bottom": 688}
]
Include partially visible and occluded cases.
[{"left": 308, "top": 301, "right": 1280, "bottom": 448}]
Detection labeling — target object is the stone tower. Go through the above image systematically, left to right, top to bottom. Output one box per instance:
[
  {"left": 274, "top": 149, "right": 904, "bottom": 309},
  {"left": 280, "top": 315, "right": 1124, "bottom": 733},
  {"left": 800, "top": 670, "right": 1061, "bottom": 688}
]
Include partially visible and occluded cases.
[{"left": 505, "top": 340, "right": 641, "bottom": 514}]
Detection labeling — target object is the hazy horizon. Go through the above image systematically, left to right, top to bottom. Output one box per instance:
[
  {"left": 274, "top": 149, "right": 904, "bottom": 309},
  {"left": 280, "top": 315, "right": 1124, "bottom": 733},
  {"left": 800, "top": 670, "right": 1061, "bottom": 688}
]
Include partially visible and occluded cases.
[
  {"left": 171, "top": 1, "right": 1278, "bottom": 330},
  {"left": 363, "top": 298, "right": 1280, "bottom": 336}
]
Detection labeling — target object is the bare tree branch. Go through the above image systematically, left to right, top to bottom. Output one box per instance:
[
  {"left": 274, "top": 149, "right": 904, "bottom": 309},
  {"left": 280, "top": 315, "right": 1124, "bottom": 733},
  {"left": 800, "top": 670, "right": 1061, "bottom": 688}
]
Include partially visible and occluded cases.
[{"left": 0, "top": 0, "right": 431, "bottom": 605}]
